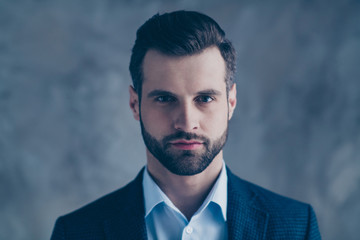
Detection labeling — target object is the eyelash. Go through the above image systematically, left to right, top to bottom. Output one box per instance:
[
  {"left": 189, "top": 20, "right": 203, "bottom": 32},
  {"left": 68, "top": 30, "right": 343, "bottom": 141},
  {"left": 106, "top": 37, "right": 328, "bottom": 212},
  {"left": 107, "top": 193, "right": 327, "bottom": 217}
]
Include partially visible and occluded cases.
[
  {"left": 154, "top": 95, "right": 215, "bottom": 104},
  {"left": 195, "top": 95, "right": 215, "bottom": 103},
  {"left": 154, "top": 96, "right": 176, "bottom": 103}
]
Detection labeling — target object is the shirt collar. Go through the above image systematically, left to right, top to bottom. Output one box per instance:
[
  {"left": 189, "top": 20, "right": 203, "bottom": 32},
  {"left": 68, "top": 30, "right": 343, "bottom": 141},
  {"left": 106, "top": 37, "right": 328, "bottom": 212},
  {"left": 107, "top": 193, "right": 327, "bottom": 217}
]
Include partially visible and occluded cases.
[
  {"left": 142, "top": 160, "right": 228, "bottom": 221},
  {"left": 202, "top": 161, "right": 228, "bottom": 220},
  {"left": 142, "top": 166, "right": 165, "bottom": 217}
]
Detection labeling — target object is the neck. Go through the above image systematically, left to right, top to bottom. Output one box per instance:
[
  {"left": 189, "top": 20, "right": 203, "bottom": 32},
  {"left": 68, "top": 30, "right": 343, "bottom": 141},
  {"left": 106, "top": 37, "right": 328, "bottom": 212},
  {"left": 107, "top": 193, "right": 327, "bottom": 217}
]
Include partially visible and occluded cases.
[{"left": 146, "top": 151, "right": 224, "bottom": 220}]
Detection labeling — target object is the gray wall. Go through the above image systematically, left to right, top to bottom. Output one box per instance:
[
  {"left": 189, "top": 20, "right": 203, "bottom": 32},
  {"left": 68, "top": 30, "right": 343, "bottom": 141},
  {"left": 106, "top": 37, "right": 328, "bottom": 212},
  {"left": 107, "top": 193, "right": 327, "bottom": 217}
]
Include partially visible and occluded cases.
[{"left": 1, "top": 0, "right": 359, "bottom": 239}]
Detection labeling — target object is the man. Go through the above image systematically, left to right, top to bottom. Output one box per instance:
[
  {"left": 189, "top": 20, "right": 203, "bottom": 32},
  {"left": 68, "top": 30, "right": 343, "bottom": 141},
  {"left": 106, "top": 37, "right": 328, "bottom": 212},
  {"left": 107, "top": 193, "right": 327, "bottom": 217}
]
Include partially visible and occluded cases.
[{"left": 51, "top": 10, "right": 321, "bottom": 239}]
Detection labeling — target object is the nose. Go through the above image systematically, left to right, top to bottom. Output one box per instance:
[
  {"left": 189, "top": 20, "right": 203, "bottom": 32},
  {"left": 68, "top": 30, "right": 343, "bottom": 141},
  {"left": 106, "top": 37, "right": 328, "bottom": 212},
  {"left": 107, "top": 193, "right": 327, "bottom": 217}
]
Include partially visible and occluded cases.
[{"left": 173, "top": 102, "right": 199, "bottom": 132}]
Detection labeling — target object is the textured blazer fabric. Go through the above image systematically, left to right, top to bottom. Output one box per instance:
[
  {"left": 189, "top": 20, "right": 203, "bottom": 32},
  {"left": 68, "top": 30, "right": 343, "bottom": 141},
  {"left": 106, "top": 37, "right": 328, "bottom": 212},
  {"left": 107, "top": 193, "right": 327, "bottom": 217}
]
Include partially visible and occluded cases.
[{"left": 51, "top": 168, "right": 321, "bottom": 240}]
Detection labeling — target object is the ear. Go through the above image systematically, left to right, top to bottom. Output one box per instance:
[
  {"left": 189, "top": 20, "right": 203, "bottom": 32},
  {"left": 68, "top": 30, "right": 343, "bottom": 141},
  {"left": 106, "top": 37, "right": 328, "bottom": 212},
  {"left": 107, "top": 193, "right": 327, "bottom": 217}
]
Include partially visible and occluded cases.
[
  {"left": 228, "top": 83, "right": 237, "bottom": 120},
  {"left": 129, "top": 86, "right": 140, "bottom": 121}
]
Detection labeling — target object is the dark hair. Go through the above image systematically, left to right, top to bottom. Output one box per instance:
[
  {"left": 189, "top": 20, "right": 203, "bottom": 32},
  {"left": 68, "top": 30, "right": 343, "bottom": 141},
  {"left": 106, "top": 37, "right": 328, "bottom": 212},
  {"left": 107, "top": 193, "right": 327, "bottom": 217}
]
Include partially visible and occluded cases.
[{"left": 129, "top": 10, "right": 236, "bottom": 99}]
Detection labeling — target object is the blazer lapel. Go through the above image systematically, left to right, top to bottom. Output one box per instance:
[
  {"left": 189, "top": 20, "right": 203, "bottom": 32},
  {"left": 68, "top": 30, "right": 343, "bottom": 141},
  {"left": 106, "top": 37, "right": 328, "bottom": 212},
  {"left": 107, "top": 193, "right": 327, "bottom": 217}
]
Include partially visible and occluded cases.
[
  {"left": 227, "top": 168, "right": 269, "bottom": 240},
  {"left": 104, "top": 169, "right": 148, "bottom": 240}
]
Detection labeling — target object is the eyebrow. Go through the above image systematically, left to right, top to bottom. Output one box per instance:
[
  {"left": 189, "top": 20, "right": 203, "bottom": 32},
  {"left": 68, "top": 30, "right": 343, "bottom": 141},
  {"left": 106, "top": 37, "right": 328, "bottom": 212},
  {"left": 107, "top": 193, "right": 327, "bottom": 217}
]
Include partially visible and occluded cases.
[
  {"left": 146, "top": 88, "right": 222, "bottom": 98},
  {"left": 196, "top": 89, "right": 222, "bottom": 96},
  {"left": 147, "top": 90, "right": 176, "bottom": 98}
]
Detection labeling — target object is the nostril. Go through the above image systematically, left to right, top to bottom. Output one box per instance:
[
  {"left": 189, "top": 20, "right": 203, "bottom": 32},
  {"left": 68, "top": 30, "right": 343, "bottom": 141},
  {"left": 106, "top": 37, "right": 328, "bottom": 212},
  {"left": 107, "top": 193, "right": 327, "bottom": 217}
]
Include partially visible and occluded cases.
[{"left": 174, "top": 120, "right": 199, "bottom": 131}]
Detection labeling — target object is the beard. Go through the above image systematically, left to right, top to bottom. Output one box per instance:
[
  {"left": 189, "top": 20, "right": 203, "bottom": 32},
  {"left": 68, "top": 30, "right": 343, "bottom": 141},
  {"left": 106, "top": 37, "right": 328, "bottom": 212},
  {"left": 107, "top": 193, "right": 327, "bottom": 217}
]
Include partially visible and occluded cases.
[{"left": 140, "top": 119, "right": 228, "bottom": 176}]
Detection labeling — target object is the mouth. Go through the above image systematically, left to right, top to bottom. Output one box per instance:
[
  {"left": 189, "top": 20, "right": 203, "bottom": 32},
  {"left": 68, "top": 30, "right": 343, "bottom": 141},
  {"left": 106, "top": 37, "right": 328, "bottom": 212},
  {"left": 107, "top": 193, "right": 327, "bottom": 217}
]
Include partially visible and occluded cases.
[{"left": 168, "top": 140, "right": 204, "bottom": 150}]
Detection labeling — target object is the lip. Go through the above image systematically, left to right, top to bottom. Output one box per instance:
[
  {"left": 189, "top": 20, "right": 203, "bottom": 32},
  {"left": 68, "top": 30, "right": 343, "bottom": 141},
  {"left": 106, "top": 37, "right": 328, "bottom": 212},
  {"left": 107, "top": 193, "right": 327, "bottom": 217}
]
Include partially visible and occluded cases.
[{"left": 169, "top": 140, "right": 203, "bottom": 150}]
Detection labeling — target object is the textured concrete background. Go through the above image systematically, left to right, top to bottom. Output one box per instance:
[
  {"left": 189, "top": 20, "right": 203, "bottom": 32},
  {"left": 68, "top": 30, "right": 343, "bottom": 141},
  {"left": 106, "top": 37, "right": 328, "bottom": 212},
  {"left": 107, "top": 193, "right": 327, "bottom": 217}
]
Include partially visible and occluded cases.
[{"left": 1, "top": 0, "right": 360, "bottom": 239}]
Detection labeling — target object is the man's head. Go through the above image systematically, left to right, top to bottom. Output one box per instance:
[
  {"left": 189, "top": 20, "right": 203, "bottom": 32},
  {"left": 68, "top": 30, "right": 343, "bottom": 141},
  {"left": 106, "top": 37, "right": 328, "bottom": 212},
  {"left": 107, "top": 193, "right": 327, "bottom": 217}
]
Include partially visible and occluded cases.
[
  {"left": 129, "top": 10, "right": 236, "bottom": 101},
  {"left": 129, "top": 11, "right": 237, "bottom": 176}
]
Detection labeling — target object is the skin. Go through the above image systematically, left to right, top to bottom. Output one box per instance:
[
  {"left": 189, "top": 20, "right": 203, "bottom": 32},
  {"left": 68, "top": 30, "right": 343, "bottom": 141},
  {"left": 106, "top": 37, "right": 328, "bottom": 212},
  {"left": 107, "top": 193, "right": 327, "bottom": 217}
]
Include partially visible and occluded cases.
[{"left": 129, "top": 46, "right": 237, "bottom": 220}]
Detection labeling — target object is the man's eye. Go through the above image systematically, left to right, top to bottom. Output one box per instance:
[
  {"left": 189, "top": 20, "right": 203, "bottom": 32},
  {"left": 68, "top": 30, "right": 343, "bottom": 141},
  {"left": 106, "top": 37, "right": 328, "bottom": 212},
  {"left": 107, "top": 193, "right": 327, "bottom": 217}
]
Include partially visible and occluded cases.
[
  {"left": 195, "top": 95, "right": 214, "bottom": 103},
  {"left": 155, "top": 96, "right": 176, "bottom": 103}
]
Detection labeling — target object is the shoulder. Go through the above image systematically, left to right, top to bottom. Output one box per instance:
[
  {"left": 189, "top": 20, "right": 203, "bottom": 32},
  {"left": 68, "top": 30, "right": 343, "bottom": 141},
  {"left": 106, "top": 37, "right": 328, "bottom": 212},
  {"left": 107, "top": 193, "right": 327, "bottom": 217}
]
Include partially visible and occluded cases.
[
  {"left": 227, "top": 167, "right": 310, "bottom": 213},
  {"left": 227, "top": 168, "right": 321, "bottom": 239},
  {"left": 51, "top": 169, "right": 145, "bottom": 239},
  {"left": 65, "top": 169, "right": 143, "bottom": 220}
]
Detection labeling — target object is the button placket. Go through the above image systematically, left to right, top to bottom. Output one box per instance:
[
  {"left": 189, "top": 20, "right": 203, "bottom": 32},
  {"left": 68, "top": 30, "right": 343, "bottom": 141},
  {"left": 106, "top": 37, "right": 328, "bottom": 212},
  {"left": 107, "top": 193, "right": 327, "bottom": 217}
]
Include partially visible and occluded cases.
[{"left": 185, "top": 226, "right": 193, "bottom": 234}]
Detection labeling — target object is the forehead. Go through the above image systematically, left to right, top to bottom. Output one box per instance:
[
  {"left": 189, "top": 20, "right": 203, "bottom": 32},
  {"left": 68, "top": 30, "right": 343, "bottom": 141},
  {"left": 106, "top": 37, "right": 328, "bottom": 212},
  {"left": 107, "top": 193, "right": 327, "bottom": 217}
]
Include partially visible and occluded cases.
[{"left": 141, "top": 47, "right": 226, "bottom": 94}]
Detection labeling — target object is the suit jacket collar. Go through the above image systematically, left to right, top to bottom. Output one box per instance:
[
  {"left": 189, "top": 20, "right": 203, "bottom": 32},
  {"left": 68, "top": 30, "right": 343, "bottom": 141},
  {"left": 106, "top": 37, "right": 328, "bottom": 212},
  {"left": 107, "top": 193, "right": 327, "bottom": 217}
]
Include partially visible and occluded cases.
[
  {"left": 102, "top": 167, "right": 269, "bottom": 240},
  {"left": 227, "top": 167, "right": 269, "bottom": 240},
  {"left": 103, "top": 168, "right": 148, "bottom": 240}
]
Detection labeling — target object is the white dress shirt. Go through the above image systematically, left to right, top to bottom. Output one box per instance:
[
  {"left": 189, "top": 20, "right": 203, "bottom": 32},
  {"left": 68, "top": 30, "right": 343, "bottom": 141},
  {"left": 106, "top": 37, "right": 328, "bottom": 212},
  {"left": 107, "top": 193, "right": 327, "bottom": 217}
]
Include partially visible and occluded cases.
[{"left": 143, "top": 161, "right": 228, "bottom": 240}]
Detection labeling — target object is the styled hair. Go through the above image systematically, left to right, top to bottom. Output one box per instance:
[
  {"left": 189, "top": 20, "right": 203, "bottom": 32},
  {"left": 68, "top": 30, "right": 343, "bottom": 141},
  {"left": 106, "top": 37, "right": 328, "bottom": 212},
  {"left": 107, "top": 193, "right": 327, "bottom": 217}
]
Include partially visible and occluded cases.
[{"left": 129, "top": 10, "right": 236, "bottom": 99}]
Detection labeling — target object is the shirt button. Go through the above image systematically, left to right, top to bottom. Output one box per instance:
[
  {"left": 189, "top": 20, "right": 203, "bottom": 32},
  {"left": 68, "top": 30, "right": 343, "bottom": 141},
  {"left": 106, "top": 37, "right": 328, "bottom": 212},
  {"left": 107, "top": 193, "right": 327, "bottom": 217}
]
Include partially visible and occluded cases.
[{"left": 185, "top": 226, "right": 193, "bottom": 234}]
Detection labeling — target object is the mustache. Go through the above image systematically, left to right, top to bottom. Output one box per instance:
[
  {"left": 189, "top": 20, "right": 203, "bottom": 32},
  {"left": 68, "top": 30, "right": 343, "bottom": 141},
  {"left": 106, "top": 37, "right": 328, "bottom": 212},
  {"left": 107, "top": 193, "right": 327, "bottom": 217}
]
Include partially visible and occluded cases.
[{"left": 162, "top": 131, "right": 209, "bottom": 144}]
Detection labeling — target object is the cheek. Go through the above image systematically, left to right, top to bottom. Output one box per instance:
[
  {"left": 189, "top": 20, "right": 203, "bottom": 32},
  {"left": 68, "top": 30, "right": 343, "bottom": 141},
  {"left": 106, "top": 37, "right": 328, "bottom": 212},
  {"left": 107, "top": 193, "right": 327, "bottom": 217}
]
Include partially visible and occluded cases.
[
  {"left": 140, "top": 105, "right": 171, "bottom": 132},
  {"left": 200, "top": 106, "right": 228, "bottom": 135}
]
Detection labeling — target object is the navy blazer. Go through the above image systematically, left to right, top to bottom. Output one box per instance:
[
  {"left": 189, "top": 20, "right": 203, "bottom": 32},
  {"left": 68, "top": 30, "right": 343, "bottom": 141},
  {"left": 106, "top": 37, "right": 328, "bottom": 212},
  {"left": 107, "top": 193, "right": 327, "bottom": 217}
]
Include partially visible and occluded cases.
[{"left": 51, "top": 168, "right": 321, "bottom": 239}]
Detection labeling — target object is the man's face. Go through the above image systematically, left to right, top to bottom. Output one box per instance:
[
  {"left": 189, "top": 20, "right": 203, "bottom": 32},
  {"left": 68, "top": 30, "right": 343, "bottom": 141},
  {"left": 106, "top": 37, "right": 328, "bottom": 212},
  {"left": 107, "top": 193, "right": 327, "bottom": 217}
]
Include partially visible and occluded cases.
[{"left": 130, "top": 47, "right": 236, "bottom": 176}]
